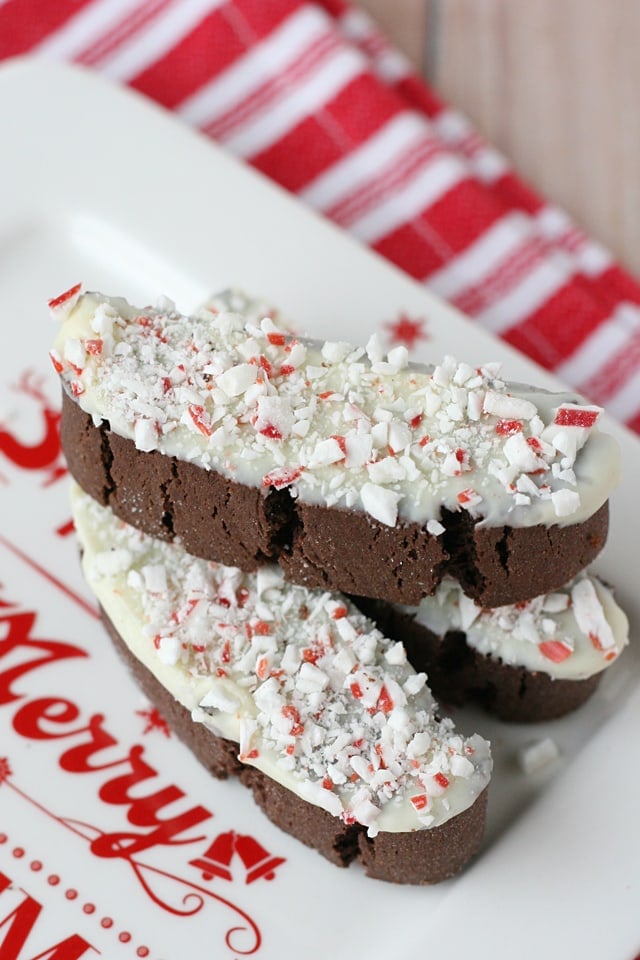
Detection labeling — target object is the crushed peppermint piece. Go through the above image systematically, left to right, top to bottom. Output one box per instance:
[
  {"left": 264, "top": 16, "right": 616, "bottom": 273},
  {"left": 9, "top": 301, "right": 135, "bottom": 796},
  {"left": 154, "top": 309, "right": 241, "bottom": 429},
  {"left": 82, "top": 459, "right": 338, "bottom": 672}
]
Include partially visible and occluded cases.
[
  {"left": 48, "top": 282, "right": 82, "bottom": 317},
  {"left": 554, "top": 406, "right": 600, "bottom": 428},
  {"left": 361, "top": 483, "right": 401, "bottom": 526},
  {"left": 426, "top": 518, "right": 445, "bottom": 537},
  {"left": 517, "top": 738, "right": 560, "bottom": 776}
]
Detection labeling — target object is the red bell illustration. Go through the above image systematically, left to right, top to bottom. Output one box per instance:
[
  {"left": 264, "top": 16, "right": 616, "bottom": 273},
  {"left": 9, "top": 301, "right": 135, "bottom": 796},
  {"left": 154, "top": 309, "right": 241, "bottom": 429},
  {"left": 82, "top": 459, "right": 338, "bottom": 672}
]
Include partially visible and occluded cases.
[
  {"left": 189, "top": 830, "right": 285, "bottom": 884},
  {"left": 189, "top": 830, "right": 236, "bottom": 882},
  {"left": 233, "top": 833, "right": 286, "bottom": 884}
]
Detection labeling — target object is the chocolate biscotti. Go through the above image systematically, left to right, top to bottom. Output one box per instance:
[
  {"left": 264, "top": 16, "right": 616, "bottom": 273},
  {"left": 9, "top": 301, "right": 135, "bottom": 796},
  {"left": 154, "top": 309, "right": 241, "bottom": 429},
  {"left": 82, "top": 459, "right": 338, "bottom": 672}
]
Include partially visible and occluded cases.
[
  {"left": 52, "top": 288, "right": 618, "bottom": 608},
  {"left": 71, "top": 484, "right": 491, "bottom": 884},
  {"left": 357, "top": 573, "right": 628, "bottom": 722}
]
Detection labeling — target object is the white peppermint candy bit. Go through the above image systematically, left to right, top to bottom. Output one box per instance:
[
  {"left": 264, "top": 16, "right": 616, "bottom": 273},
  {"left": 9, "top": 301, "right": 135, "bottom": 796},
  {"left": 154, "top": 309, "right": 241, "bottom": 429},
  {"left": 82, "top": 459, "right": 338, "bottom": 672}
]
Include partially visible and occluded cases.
[
  {"left": 216, "top": 363, "right": 258, "bottom": 397},
  {"left": 483, "top": 390, "right": 537, "bottom": 421},
  {"left": 134, "top": 418, "right": 158, "bottom": 452},
  {"left": 308, "top": 437, "right": 345, "bottom": 468},
  {"left": 361, "top": 483, "right": 401, "bottom": 526},
  {"left": 551, "top": 488, "right": 581, "bottom": 517},
  {"left": 426, "top": 518, "right": 445, "bottom": 537},
  {"left": 571, "top": 577, "right": 616, "bottom": 652},
  {"left": 158, "top": 636, "right": 181, "bottom": 665},
  {"left": 200, "top": 683, "right": 241, "bottom": 714},
  {"left": 517, "top": 737, "right": 560, "bottom": 776}
]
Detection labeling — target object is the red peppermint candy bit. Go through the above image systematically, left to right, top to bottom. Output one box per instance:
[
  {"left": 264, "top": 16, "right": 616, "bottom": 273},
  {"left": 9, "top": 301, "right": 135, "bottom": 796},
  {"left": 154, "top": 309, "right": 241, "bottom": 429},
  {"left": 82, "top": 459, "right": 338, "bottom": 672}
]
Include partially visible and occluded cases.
[
  {"left": 48, "top": 282, "right": 82, "bottom": 310},
  {"left": 267, "top": 332, "right": 286, "bottom": 346},
  {"left": 85, "top": 339, "right": 103, "bottom": 355},
  {"left": 49, "top": 350, "right": 64, "bottom": 374},
  {"left": 258, "top": 355, "right": 273, "bottom": 378},
  {"left": 279, "top": 364, "right": 295, "bottom": 376},
  {"left": 161, "top": 377, "right": 172, "bottom": 394},
  {"left": 70, "top": 381, "right": 84, "bottom": 397},
  {"left": 318, "top": 391, "right": 336, "bottom": 400},
  {"left": 188, "top": 404, "right": 213, "bottom": 437},
  {"left": 554, "top": 407, "right": 599, "bottom": 428},
  {"left": 409, "top": 413, "right": 423, "bottom": 429},
  {"left": 496, "top": 419, "right": 523, "bottom": 436},
  {"left": 259, "top": 424, "right": 283, "bottom": 440},
  {"left": 331, "top": 435, "right": 347, "bottom": 458},
  {"left": 419, "top": 435, "right": 431, "bottom": 447},
  {"left": 526, "top": 436, "right": 543, "bottom": 452},
  {"left": 262, "top": 466, "right": 303, "bottom": 489},
  {"left": 457, "top": 488, "right": 477, "bottom": 505},
  {"left": 236, "top": 587, "right": 250, "bottom": 607},
  {"left": 331, "top": 605, "right": 348, "bottom": 620},
  {"left": 254, "top": 620, "right": 271, "bottom": 636},
  {"left": 589, "top": 632, "right": 616, "bottom": 661},
  {"left": 221, "top": 639, "right": 231, "bottom": 664},
  {"left": 539, "top": 640, "right": 572, "bottom": 663},
  {"left": 303, "top": 647, "right": 320, "bottom": 664},
  {"left": 256, "top": 657, "right": 269, "bottom": 680},
  {"left": 350, "top": 682, "right": 364, "bottom": 700},
  {"left": 376, "top": 685, "right": 394, "bottom": 714},
  {"left": 281, "top": 705, "right": 304, "bottom": 736},
  {"left": 240, "top": 748, "right": 259, "bottom": 761},
  {"left": 433, "top": 772, "right": 450, "bottom": 789},
  {"left": 322, "top": 776, "right": 333, "bottom": 791},
  {"left": 410, "top": 794, "right": 428, "bottom": 811}
]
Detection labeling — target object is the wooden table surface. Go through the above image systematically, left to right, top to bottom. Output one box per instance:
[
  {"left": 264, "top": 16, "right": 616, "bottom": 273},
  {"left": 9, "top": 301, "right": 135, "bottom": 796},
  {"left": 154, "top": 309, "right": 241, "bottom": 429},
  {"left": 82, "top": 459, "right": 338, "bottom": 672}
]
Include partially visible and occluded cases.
[{"left": 358, "top": 0, "right": 640, "bottom": 278}]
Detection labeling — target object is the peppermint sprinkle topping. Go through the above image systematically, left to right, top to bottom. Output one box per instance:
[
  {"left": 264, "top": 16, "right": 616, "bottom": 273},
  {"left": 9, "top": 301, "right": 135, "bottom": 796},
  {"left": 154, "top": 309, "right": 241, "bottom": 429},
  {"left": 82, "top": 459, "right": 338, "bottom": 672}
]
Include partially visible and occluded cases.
[
  {"left": 53, "top": 289, "right": 617, "bottom": 529},
  {"left": 74, "top": 487, "right": 491, "bottom": 836},
  {"left": 414, "top": 572, "right": 628, "bottom": 680}
]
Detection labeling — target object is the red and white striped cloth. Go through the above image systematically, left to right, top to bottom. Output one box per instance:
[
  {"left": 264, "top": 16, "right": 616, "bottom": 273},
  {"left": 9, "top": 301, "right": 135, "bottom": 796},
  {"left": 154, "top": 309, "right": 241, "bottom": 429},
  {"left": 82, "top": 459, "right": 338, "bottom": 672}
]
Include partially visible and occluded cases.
[{"left": 2, "top": 0, "right": 640, "bottom": 433}]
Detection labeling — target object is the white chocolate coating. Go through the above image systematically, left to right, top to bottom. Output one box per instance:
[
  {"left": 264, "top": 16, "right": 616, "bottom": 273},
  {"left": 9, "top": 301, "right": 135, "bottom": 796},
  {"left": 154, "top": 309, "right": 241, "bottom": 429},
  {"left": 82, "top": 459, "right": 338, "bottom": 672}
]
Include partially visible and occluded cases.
[
  {"left": 52, "top": 289, "right": 619, "bottom": 530},
  {"left": 72, "top": 485, "right": 491, "bottom": 836},
  {"left": 410, "top": 575, "right": 628, "bottom": 680}
]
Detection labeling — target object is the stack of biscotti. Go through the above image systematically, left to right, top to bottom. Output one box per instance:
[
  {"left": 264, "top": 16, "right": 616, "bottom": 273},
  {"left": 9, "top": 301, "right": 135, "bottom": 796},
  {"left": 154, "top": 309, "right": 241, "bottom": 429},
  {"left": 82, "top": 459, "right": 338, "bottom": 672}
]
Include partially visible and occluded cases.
[{"left": 51, "top": 286, "right": 627, "bottom": 882}]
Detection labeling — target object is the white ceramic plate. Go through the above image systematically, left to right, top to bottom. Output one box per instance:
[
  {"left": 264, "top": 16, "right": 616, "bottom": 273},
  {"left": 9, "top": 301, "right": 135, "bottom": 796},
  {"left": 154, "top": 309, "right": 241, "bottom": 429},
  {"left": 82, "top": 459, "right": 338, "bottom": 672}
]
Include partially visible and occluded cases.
[{"left": 0, "top": 59, "right": 638, "bottom": 960}]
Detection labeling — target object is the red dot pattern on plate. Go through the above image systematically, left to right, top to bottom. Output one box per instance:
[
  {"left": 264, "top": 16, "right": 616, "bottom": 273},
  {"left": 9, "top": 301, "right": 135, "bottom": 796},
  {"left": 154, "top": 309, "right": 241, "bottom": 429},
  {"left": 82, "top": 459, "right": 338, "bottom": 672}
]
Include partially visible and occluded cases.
[{"left": 2, "top": 835, "right": 153, "bottom": 959}]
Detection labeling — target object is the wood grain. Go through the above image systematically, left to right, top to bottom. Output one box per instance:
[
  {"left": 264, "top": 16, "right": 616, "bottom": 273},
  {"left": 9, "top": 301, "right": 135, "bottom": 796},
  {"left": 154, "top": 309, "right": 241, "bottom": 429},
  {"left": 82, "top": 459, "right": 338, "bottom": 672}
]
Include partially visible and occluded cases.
[{"left": 356, "top": 0, "right": 640, "bottom": 276}]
